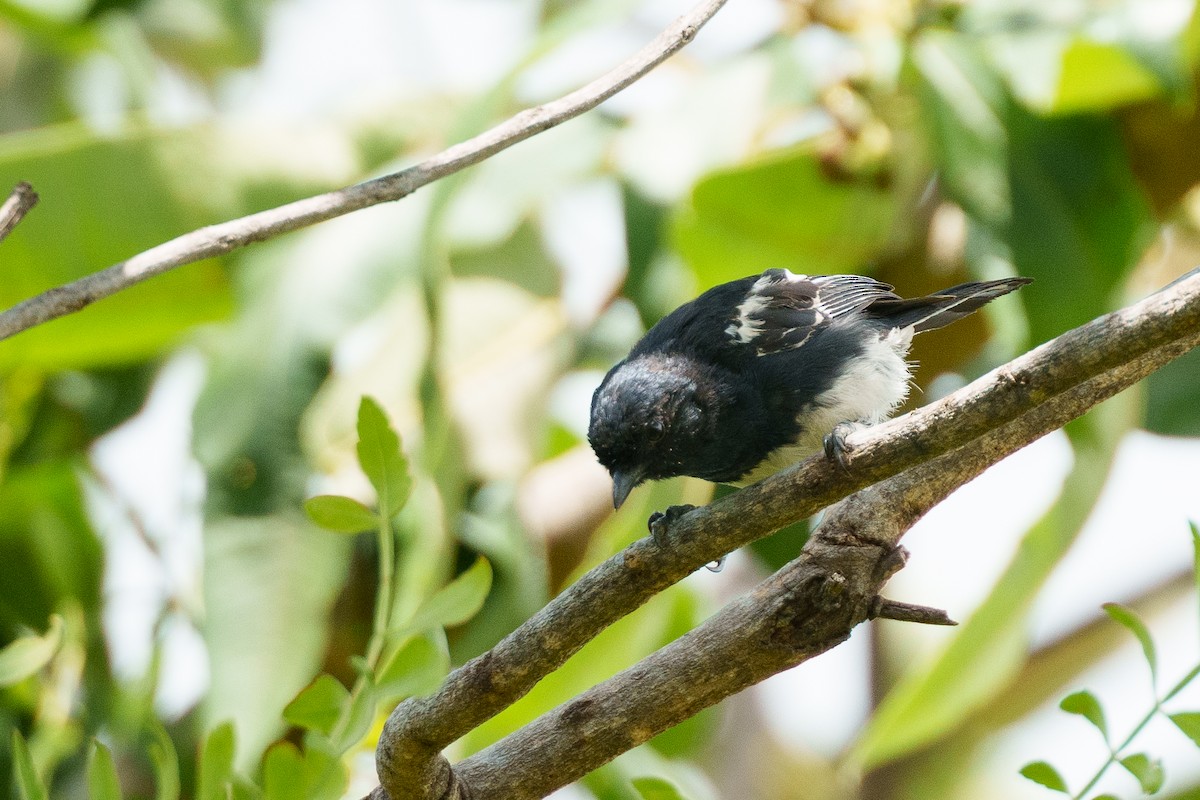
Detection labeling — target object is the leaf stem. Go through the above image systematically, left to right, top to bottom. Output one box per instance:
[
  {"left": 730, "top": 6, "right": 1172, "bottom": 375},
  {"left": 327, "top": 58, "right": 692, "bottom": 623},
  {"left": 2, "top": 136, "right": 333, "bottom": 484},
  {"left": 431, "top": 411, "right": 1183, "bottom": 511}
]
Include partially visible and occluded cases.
[
  {"left": 368, "top": 512, "right": 397, "bottom": 671},
  {"left": 1071, "top": 661, "right": 1200, "bottom": 799}
]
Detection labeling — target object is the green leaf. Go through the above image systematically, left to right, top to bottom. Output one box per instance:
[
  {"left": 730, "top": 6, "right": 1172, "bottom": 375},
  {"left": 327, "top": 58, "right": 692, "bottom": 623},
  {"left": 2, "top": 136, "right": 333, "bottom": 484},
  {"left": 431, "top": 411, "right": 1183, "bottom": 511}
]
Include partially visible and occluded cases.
[
  {"left": 911, "top": 32, "right": 1010, "bottom": 224},
  {"left": 1052, "top": 39, "right": 1164, "bottom": 114},
  {"left": 1006, "top": 109, "right": 1156, "bottom": 346},
  {"left": 673, "top": 147, "right": 896, "bottom": 288},
  {"left": 1145, "top": 347, "right": 1200, "bottom": 436},
  {"left": 356, "top": 396, "right": 412, "bottom": 518},
  {"left": 303, "top": 495, "right": 378, "bottom": 534},
  {"left": 202, "top": 515, "right": 351, "bottom": 764},
  {"left": 1191, "top": 521, "right": 1200, "bottom": 598},
  {"left": 405, "top": 557, "right": 493, "bottom": 632},
  {"left": 1102, "top": 603, "right": 1157, "bottom": 681},
  {"left": 0, "top": 613, "right": 63, "bottom": 685},
  {"left": 376, "top": 632, "right": 450, "bottom": 700},
  {"left": 283, "top": 674, "right": 350, "bottom": 736},
  {"left": 327, "top": 684, "right": 379, "bottom": 755},
  {"left": 1059, "top": 690, "right": 1108, "bottom": 740},
  {"left": 1169, "top": 712, "right": 1200, "bottom": 748},
  {"left": 148, "top": 721, "right": 180, "bottom": 800},
  {"left": 196, "top": 722, "right": 236, "bottom": 800},
  {"left": 11, "top": 730, "right": 48, "bottom": 800},
  {"left": 300, "top": 738, "right": 350, "bottom": 800},
  {"left": 87, "top": 741, "right": 122, "bottom": 800},
  {"left": 262, "top": 743, "right": 306, "bottom": 800},
  {"left": 1120, "top": 753, "right": 1164, "bottom": 794},
  {"left": 1019, "top": 761, "right": 1068, "bottom": 793},
  {"left": 631, "top": 776, "right": 690, "bottom": 800},
  {"left": 1092, "top": 795, "right": 1120, "bottom": 800}
]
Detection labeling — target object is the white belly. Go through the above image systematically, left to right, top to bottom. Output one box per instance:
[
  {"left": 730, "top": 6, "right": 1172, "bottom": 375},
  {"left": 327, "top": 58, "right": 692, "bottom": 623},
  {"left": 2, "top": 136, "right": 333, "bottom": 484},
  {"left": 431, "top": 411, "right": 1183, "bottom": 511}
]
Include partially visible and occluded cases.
[{"left": 732, "top": 327, "right": 913, "bottom": 486}]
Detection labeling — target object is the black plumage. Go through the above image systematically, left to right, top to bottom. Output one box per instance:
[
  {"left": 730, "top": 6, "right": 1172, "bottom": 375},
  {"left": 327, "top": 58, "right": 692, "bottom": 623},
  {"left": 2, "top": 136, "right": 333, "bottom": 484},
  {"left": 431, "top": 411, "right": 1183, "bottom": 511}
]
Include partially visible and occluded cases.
[{"left": 588, "top": 269, "right": 1031, "bottom": 508}]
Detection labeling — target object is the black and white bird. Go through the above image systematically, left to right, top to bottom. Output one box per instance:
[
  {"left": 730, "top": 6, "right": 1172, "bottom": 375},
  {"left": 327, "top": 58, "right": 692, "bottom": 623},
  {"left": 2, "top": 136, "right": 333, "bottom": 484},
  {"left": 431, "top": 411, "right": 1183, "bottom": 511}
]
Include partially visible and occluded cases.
[{"left": 589, "top": 269, "right": 1031, "bottom": 509}]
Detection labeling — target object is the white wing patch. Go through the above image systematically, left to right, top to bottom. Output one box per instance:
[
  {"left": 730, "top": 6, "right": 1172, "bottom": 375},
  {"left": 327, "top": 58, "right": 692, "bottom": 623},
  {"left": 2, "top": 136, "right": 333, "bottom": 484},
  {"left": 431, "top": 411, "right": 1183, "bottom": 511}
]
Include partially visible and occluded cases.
[{"left": 725, "top": 269, "right": 830, "bottom": 354}]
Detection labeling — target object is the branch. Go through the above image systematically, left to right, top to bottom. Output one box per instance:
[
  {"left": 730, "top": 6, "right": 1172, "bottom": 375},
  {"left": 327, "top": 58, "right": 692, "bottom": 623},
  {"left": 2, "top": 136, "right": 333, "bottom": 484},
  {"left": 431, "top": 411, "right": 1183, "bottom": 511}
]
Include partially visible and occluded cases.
[
  {"left": 0, "top": 0, "right": 731, "bottom": 342},
  {"left": 0, "top": 182, "right": 38, "bottom": 244},
  {"left": 370, "top": 270, "right": 1200, "bottom": 799},
  {"left": 444, "top": 324, "right": 1200, "bottom": 800}
]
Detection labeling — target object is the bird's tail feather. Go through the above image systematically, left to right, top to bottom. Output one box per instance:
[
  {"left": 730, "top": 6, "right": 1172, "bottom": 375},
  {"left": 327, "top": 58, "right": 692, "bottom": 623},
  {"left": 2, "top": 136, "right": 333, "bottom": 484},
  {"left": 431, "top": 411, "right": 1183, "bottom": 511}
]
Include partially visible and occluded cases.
[{"left": 871, "top": 277, "right": 1032, "bottom": 333}]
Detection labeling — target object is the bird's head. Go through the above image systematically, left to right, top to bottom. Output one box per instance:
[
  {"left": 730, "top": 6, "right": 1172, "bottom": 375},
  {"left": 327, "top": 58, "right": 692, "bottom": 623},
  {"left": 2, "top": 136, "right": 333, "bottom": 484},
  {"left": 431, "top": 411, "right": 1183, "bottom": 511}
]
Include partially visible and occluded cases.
[{"left": 588, "top": 354, "right": 719, "bottom": 508}]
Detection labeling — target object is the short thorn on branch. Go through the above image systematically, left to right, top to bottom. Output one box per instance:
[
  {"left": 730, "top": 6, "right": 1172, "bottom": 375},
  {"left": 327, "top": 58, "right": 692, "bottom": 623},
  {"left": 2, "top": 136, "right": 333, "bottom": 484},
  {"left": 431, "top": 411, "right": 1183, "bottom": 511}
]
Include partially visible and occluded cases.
[{"left": 869, "top": 596, "right": 958, "bottom": 626}]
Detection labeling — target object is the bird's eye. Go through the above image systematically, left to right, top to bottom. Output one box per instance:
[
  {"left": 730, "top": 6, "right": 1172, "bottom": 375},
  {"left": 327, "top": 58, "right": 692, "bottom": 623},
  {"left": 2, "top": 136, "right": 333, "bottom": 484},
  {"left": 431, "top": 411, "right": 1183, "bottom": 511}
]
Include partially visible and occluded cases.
[{"left": 647, "top": 419, "right": 666, "bottom": 442}]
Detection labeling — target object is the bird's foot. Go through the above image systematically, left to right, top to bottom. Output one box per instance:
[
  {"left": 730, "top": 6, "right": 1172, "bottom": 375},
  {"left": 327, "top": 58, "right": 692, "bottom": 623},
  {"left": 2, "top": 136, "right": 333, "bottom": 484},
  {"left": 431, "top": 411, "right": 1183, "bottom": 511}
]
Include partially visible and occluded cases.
[
  {"left": 823, "top": 421, "right": 864, "bottom": 472},
  {"left": 648, "top": 504, "right": 696, "bottom": 548}
]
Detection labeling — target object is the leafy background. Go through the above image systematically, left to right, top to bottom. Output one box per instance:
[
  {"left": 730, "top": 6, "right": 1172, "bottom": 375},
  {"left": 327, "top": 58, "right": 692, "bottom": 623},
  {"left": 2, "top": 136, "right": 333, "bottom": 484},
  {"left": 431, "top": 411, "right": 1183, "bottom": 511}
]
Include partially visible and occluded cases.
[{"left": 3, "top": 0, "right": 1200, "bottom": 798}]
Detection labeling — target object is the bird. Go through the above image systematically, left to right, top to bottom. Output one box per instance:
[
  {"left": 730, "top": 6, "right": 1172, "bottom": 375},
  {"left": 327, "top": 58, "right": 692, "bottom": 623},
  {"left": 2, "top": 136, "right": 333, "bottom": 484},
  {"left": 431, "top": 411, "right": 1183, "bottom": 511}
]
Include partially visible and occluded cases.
[{"left": 588, "top": 269, "right": 1031, "bottom": 511}]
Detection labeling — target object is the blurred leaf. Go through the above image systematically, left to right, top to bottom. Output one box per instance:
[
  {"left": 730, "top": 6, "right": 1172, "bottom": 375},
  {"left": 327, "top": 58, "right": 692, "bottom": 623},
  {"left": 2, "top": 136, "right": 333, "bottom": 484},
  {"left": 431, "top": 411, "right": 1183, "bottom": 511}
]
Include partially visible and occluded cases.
[
  {"left": 911, "top": 32, "right": 1010, "bottom": 224},
  {"left": 1052, "top": 40, "right": 1164, "bottom": 113},
  {"left": 1007, "top": 109, "right": 1156, "bottom": 345},
  {"left": 0, "top": 124, "right": 237, "bottom": 369},
  {"left": 673, "top": 147, "right": 896, "bottom": 288},
  {"left": 449, "top": 221, "right": 560, "bottom": 298},
  {"left": 1144, "top": 347, "right": 1200, "bottom": 436},
  {"left": 854, "top": 389, "right": 1135, "bottom": 769},
  {"left": 356, "top": 396, "right": 411, "bottom": 519},
  {"left": 0, "top": 463, "right": 101, "bottom": 634},
  {"left": 303, "top": 495, "right": 377, "bottom": 534},
  {"left": 202, "top": 515, "right": 351, "bottom": 766},
  {"left": 1193, "top": 521, "right": 1200, "bottom": 608},
  {"left": 403, "top": 556, "right": 492, "bottom": 633},
  {"left": 1103, "top": 603, "right": 1157, "bottom": 682},
  {"left": 0, "top": 613, "right": 62, "bottom": 685},
  {"left": 376, "top": 631, "right": 449, "bottom": 700},
  {"left": 283, "top": 675, "right": 349, "bottom": 737},
  {"left": 328, "top": 682, "right": 378, "bottom": 754},
  {"left": 1059, "top": 690, "right": 1108, "bottom": 739},
  {"left": 1169, "top": 712, "right": 1200, "bottom": 748},
  {"left": 148, "top": 721, "right": 180, "bottom": 800},
  {"left": 196, "top": 722, "right": 236, "bottom": 800},
  {"left": 11, "top": 730, "right": 48, "bottom": 800},
  {"left": 299, "top": 738, "right": 349, "bottom": 800},
  {"left": 87, "top": 740, "right": 121, "bottom": 800},
  {"left": 262, "top": 743, "right": 305, "bottom": 800},
  {"left": 1120, "top": 753, "right": 1165, "bottom": 794},
  {"left": 1019, "top": 761, "right": 1068, "bottom": 793},
  {"left": 631, "top": 776, "right": 690, "bottom": 800}
]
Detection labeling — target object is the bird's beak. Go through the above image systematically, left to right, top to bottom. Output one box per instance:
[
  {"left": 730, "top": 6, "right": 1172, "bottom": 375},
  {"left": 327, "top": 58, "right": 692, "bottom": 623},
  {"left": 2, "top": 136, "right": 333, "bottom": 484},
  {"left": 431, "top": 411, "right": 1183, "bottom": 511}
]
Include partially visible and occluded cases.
[{"left": 611, "top": 469, "right": 642, "bottom": 509}]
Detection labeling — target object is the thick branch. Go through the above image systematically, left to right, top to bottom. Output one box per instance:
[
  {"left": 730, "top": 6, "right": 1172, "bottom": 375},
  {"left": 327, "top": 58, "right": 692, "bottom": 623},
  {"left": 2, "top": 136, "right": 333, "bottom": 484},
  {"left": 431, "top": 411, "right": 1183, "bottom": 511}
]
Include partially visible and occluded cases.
[
  {"left": 0, "top": 0, "right": 730, "bottom": 341},
  {"left": 0, "top": 182, "right": 38, "bottom": 244},
  {"left": 372, "top": 271, "right": 1200, "bottom": 799},
  {"left": 448, "top": 327, "right": 1200, "bottom": 800}
]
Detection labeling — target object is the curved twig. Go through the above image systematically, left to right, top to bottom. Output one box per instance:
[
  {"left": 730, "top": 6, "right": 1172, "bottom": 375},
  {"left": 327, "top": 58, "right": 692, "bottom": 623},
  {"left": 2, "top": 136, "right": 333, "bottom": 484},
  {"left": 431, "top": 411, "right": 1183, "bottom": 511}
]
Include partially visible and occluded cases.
[{"left": 0, "top": 0, "right": 731, "bottom": 341}]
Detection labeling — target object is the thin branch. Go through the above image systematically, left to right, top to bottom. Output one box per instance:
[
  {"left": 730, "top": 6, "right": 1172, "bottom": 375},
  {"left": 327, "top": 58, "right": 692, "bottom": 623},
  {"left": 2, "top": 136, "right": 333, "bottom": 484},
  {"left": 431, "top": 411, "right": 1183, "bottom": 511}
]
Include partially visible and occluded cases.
[
  {"left": 0, "top": 0, "right": 731, "bottom": 342},
  {"left": 0, "top": 182, "right": 38, "bottom": 244},
  {"left": 370, "top": 271, "right": 1200, "bottom": 800}
]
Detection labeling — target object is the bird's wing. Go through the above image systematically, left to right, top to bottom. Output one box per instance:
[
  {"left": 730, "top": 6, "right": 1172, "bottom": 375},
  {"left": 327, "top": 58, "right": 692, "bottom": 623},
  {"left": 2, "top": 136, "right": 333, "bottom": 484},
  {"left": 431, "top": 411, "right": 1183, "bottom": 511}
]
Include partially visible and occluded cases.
[{"left": 725, "top": 270, "right": 899, "bottom": 356}]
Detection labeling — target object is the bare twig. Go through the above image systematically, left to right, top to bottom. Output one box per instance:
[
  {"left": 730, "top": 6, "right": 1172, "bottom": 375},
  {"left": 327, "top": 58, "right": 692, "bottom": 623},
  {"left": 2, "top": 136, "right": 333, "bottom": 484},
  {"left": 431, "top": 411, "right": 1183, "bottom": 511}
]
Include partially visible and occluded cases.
[
  {"left": 0, "top": 0, "right": 730, "bottom": 342},
  {"left": 0, "top": 182, "right": 38, "bottom": 244},
  {"left": 369, "top": 271, "right": 1200, "bottom": 800},
  {"left": 871, "top": 598, "right": 958, "bottom": 626}
]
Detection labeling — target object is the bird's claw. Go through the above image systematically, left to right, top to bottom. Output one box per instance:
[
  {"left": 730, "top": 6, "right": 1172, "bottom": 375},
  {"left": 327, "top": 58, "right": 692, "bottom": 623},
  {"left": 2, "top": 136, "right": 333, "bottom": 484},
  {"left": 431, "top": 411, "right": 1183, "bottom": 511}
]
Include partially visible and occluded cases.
[
  {"left": 823, "top": 421, "right": 862, "bottom": 472},
  {"left": 648, "top": 504, "right": 696, "bottom": 548}
]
